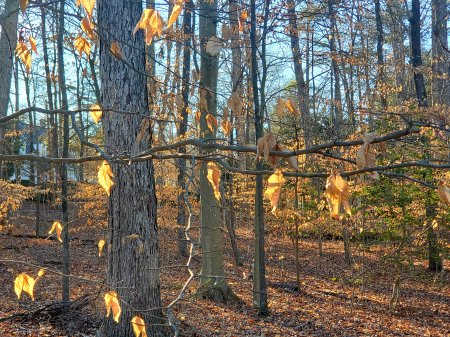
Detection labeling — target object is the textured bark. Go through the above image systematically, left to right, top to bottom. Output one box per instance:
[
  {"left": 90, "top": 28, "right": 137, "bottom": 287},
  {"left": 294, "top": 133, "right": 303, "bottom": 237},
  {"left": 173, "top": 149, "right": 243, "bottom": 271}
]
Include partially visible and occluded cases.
[
  {"left": 0, "top": 0, "right": 18, "bottom": 135},
  {"left": 57, "top": 0, "right": 70, "bottom": 302},
  {"left": 197, "top": 0, "right": 235, "bottom": 302},
  {"left": 250, "top": 0, "right": 268, "bottom": 315},
  {"left": 287, "top": 0, "right": 311, "bottom": 150},
  {"left": 328, "top": 0, "right": 343, "bottom": 139},
  {"left": 374, "top": 0, "right": 387, "bottom": 109},
  {"left": 409, "top": 0, "right": 428, "bottom": 107},
  {"left": 431, "top": 0, "right": 449, "bottom": 105},
  {"left": 97, "top": 1, "right": 166, "bottom": 336},
  {"left": 176, "top": 1, "right": 193, "bottom": 258}
]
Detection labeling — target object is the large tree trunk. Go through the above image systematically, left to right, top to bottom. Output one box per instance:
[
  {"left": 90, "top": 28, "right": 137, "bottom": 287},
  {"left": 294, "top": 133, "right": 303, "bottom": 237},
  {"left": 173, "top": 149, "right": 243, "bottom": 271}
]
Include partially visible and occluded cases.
[
  {"left": 0, "top": 0, "right": 19, "bottom": 179},
  {"left": 197, "top": 0, "right": 235, "bottom": 302},
  {"left": 374, "top": 0, "right": 387, "bottom": 109},
  {"left": 97, "top": 1, "right": 167, "bottom": 336}
]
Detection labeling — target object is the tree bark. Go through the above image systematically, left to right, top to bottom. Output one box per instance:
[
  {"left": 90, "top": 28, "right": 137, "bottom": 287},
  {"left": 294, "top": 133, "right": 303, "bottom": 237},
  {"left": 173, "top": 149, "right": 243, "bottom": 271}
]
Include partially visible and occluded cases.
[
  {"left": 97, "top": 0, "right": 167, "bottom": 335},
  {"left": 197, "top": 0, "right": 235, "bottom": 302},
  {"left": 250, "top": 0, "right": 268, "bottom": 315}
]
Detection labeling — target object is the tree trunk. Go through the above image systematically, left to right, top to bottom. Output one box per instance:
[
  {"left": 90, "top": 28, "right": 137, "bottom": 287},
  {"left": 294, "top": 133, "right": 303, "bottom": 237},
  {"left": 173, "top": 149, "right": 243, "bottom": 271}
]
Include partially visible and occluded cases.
[
  {"left": 0, "top": 0, "right": 19, "bottom": 165},
  {"left": 57, "top": 0, "right": 70, "bottom": 302},
  {"left": 97, "top": 0, "right": 167, "bottom": 335},
  {"left": 197, "top": 0, "right": 235, "bottom": 302},
  {"left": 250, "top": 0, "right": 268, "bottom": 315},
  {"left": 287, "top": 0, "right": 311, "bottom": 150},
  {"left": 374, "top": 0, "right": 387, "bottom": 109},
  {"left": 431, "top": 0, "right": 449, "bottom": 106},
  {"left": 176, "top": 1, "right": 194, "bottom": 258}
]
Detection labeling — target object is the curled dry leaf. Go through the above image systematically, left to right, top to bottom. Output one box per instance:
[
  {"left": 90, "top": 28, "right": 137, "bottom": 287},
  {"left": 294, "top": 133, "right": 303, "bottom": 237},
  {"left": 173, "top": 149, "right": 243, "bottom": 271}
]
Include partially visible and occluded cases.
[
  {"left": 19, "top": 0, "right": 28, "bottom": 13},
  {"left": 76, "top": 0, "right": 96, "bottom": 18},
  {"left": 167, "top": 0, "right": 184, "bottom": 28},
  {"left": 133, "top": 8, "right": 165, "bottom": 45},
  {"left": 239, "top": 10, "right": 248, "bottom": 32},
  {"left": 81, "top": 17, "right": 95, "bottom": 40},
  {"left": 29, "top": 36, "right": 37, "bottom": 53},
  {"left": 74, "top": 36, "right": 91, "bottom": 58},
  {"left": 205, "top": 36, "right": 222, "bottom": 56},
  {"left": 110, "top": 41, "right": 122, "bottom": 59},
  {"left": 16, "top": 42, "right": 32, "bottom": 73},
  {"left": 199, "top": 88, "right": 209, "bottom": 113},
  {"left": 227, "top": 92, "right": 242, "bottom": 115},
  {"left": 285, "top": 99, "right": 298, "bottom": 114},
  {"left": 89, "top": 104, "right": 102, "bottom": 124},
  {"left": 222, "top": 107, "right": 232, "bottom": 136},
  {"left": 206, "top": 114, "right": 218, "bottom": 132},
  {"left": 256, "top": 132, "right": 277, "bottom": 163},
  {"left": 355, "top": 132, "right": 379, "bottom": 179},
  {"left": 279, "top": 147, "right": 299, "bottom": 170},
  {"left": 98, "top": 161, "right": 114, "bottom": 196},
  {"left": 207, "top": 162, "right": 221, "bottom": 201},
  {"left": 264, "top": 169, "right": 285, "bottom": 214},
  {"left": 325, "top": 172, "right": 351, "bottom": 220},
  {"left": 437, "top": 184, "right": 450, "bottom": 205},
  {"left": 49, "top": 220, "right": 63, "bottom": 242},
  {"left": 98, "top": 239, "right": 106, "bottom": 257},
  {"left": 14, "top": 273, "right": 36, "bottom": 301},
  {"left": 104, "top": 291, "right": 122, "bottom": 323},
  {"left": 131, "top": 316, "right": 148, "bottom": 337}
]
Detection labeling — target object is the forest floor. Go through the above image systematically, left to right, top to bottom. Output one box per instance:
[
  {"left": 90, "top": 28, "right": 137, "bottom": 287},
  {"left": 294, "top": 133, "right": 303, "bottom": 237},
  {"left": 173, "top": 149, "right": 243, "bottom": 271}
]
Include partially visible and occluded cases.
[{"left": 0, "top": 201, "right": 448, "bottom": 336}]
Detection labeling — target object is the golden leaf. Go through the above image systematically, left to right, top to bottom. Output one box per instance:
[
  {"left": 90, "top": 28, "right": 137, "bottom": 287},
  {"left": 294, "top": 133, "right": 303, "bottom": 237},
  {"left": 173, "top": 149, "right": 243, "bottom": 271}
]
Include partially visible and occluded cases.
[
  {"left": 19, "top": 0, "right": 28, "bottom": 13},
  {"left": 76, "top": 0, "right": 96, "bottom": 18},
  {"left": 167, "top": 1, "right": 184, "bottom": 28},
  {"left": 133, "top": 8, "right": 165, "bottom": 45},
  {"left": 239, "top": 10, "right": 248, "bottom": 32},
  {"left": 81, "top": 17, "right": 95, "bottom": 40},
  {"left": 29, "top": 36, "right": 37, "bottom": 53},
  {"left": 74, "top": 36, "right": 91, "bottom": 58},
  {"left": 205, "top": 36, "right": 222, "bottom": 56},
  {"left": 110, "top": 41, "right": 122, "bottom": 59},
  {"left": 15, "top": 42, "right": 32, "bottom": 73},
  {"left": 227, "top": 92, "right": 242, "bottom": 115},
  {"left": 285, "top": 99, "right": 298, "bottom": 114},
  {"left": 89, "top": 104, "right": 102, "bottom": 124},
  {"left": 222, "top": 107, "right": 232, "bottom": 136},
  {"left": 195, "top": 111, "right": 201, "bottom": 125},
  {"left": 206, "top": 114, "right": 218, "bottom": 132},
  {"left": 256, "top": 132, "right": 277, "bottom": 163},
  {"left": 355, "top": 132, "right": 379, "bottom": 179},
  {"left": 280, "top": 147, "right": 298, "bottom": 170},
  {"left": 98, "top": 161, "right": 114, "bottom": 196},
  {"left": 207, "top": 162, "right": 221, "bottom": 201},
  {"left": 264, "top": 169, "right": 285, "bottom": 214},
  {"left": 325, "top": 172, "right": 351, "bottom": 220},
  {"left": 437, "top": 184, "right": 450, "bottom": 205},
  {"left": 48, "top": 220, "right": 63, "bottom": 242},
  {"left": 98, "top": 239, "right": 106, "bottom": 257},
  {"left": 37, "top": 269, "right": 45, "bottom": 277},
  {"left": 14, "top": 273, "right": 36, "bottom": 301},
  {"left": 104, "top": 291, "right": 121, "bottom": 323},
  {"left": 131, "top": 316, "right": 148, "bottom": 337}
]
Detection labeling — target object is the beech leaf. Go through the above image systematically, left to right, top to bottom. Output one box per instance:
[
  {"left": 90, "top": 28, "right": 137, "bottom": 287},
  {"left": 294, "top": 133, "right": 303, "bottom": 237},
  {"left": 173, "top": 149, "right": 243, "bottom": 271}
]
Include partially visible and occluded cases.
[
  {"left": 19, "top": 0, "right": 28, "bottom": 13},
  {"left": 76, "top": 0, "right": 96, "bottom": 18},
  {"left": 167, "top": 1, "right": 184, "bottom": 28},
  {"left": 133, "top": 8, "right": 164, "bottom": 45},
  {"left": 81, "top": 17, "right": 95, "bottom": 40},
  {"left": 29, "top": 36, "right": 37, "bottom": 53},
  {"left": 74, "top": 36, "right": 91, "bottom": 58},
  {"left": 110, "top": 41, "right": 122, "bottom": 59},
  {"left": 15, "top": 42, "right": 32, "bottom": 73},
  {"left": 227, "top": 92, "right": 242, "bottom": 115},
  {"left": 89, "top": 104, "right": 102, "bottom": 124},
  {"left": 206, "top": 114, "right": 218, "bottom": 132},
  {"left": 256, "top": 132, "right": 277, "bottom": 163},
  {"left": 355, "top": 132, "right": 379, "bottom": 179},
  {"left": 98, "top": 161, "right": 114, "bottom": 196},
  {"left": 207, "top": 162, "right": 221, "bottom": 201},
  {"left": 264, "top": 169, "right": 285, "bottom": 214},
  {"left": 325, "top": 172, "right": 351, "bottom": 220},
  {"left": 437, "top": 184, "right": 450, "bottom": 205},
  {"left": 48, "top": 220, "right": 63, "bottom": 242},
  {"left": 98, "top": 239, "right": 106, "bottom": 257},
  {"left": 14, "top": 273, "right": 36, "bottom": 301},
  {"left": 104, "top": 291, "right": 122, "bottom": 323},
  {"left": 131, "top": 316, "right": 148, "bottom": 337}
]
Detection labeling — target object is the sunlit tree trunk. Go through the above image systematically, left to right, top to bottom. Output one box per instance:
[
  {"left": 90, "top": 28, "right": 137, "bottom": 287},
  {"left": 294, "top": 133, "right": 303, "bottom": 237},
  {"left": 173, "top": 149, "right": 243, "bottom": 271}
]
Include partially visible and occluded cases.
[{"left": 97, "top": 0, "right": 167, "bottom": 335}]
